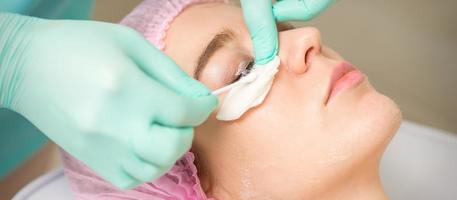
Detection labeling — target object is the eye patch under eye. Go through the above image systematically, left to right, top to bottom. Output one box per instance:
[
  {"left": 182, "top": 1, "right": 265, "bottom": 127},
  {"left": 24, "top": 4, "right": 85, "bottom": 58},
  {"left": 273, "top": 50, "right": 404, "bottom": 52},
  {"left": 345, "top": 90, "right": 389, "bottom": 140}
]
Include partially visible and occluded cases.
[{"left": 211, "top": 56, "right": 280, "bottom": 121}]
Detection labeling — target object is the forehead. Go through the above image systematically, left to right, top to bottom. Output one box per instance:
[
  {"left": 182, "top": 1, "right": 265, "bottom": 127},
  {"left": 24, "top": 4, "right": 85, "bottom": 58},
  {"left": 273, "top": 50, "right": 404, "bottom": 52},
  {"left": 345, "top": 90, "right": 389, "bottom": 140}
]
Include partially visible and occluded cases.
[{"left": 163, "top": 3, "right": 250, "bottom": 76}]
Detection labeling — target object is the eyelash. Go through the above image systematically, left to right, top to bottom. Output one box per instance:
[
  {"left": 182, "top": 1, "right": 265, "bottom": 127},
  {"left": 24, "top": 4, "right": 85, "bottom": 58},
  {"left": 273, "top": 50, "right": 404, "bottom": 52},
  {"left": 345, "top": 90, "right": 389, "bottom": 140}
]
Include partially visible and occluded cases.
[{"left": 232, "top": 60, "right": 254, "bottom": 83}]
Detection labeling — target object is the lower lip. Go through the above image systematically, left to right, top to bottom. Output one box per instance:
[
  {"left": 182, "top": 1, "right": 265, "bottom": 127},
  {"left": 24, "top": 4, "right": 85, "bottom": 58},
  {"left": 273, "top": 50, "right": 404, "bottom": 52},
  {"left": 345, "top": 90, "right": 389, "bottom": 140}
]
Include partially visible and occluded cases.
[{"left": 327, "top": 69, "right": 365, "bottom": 103}]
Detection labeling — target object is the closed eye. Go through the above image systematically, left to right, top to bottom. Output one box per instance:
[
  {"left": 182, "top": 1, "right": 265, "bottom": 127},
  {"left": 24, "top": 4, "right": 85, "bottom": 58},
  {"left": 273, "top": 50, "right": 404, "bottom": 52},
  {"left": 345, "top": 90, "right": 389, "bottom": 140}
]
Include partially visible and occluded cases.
[{"left": 231, "top": 59, "right": 255, "bottom": 83}]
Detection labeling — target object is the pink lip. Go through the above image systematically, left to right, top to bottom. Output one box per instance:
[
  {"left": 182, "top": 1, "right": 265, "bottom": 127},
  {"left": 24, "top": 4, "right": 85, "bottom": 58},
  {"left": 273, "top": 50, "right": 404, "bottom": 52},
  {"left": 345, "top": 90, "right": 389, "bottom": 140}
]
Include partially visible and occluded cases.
[{"left": 326, "top": 62, "right": 365, "bottom": 104}]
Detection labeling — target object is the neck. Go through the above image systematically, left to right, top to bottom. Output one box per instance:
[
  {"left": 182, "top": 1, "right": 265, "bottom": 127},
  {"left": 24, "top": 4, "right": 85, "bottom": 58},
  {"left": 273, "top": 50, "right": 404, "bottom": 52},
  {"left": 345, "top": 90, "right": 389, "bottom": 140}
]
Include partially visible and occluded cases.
[
  {"left": 203, "top": 166, "right": 388, "bottom": 200},
  {"left": 315, "top": 170, "right": 388, "bottom": 200}
]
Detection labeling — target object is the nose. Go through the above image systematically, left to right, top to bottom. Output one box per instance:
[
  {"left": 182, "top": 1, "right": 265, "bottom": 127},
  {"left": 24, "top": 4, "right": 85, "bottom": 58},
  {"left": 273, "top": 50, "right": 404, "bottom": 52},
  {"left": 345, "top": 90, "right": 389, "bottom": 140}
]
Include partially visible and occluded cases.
[{"left": 278, "top": 27, "right": 322, "bottom": 74}]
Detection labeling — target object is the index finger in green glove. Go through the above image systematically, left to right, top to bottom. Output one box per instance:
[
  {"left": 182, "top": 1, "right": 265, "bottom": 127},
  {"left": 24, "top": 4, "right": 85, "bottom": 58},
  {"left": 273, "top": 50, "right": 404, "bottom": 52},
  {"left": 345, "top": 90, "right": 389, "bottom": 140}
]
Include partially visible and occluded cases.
[
  {"left": 240, "top": 0, "right": 278, "bottom": 65},
  {"left": 137, "top": 75, "right": 217, "bottom": 127}
]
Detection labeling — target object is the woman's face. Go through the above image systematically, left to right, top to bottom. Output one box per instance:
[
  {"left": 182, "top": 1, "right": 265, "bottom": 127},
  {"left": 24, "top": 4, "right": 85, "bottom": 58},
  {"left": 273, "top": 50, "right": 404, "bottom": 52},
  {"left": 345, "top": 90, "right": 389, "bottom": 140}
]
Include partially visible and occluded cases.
[{"left": 164, "top": 3, "right": 401, "bottom": 198}]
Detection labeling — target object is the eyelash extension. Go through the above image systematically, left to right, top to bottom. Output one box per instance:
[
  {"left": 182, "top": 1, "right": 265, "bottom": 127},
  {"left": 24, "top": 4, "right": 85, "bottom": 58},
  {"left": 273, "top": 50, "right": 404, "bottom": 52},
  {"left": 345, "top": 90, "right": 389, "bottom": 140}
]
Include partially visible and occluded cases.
[{"left": 232, "top": 60, "right": 255, "bottom": 83}]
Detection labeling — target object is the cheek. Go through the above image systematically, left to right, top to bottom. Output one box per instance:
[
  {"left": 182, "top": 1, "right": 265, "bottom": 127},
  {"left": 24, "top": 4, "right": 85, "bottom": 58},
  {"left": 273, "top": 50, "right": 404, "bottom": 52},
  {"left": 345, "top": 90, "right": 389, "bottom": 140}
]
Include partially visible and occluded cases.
[
  {"left": 322, "top": 46, "right": 343, "bottom": 60},
  {"left": 198, "top": 59, "right": 332, "bottom": 157},
  {"left": 248, "top": 66, "right": 325, "bottom": 122}
]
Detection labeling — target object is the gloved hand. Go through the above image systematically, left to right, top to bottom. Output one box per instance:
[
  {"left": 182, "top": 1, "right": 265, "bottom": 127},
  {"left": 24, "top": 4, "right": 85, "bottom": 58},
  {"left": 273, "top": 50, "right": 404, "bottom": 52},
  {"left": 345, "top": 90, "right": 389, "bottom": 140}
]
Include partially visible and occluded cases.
[
  {"left": 240, "top": 0, "right": 335, "bottom": 64},
  {"left": 0, "top": 13, "right": 217, "bottom": 189}
]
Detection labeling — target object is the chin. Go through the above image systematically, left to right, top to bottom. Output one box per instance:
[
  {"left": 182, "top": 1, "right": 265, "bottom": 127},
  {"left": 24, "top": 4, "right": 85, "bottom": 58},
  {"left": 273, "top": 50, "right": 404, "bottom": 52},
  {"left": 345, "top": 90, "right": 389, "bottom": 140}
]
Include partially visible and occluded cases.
[
  {"left": 356, "top": 80, "right": 402, "bottom": 131},
  {"left": 357, "top": 88, "right": 402, "bottom": 160},
  {"left": 371, "top": 90, "right": 402, "bottom": 132}
]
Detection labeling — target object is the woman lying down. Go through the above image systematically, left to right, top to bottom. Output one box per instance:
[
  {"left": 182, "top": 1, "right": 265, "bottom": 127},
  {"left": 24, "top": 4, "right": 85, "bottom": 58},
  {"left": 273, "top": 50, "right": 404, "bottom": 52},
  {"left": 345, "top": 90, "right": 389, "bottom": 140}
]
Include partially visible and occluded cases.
[{"left": 61, "top": 0, "right": 402, "bottom": 199}]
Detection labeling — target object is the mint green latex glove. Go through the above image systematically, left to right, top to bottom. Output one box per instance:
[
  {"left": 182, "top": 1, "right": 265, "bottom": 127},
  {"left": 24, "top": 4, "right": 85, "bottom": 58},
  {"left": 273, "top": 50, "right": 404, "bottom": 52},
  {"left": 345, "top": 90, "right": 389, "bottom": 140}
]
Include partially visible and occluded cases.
[
  {"left": 240, "top": 0, "right": 335, "bottom": 64},
  {"left": 0, "top": 13, "right": 217, "bottom": 189}
]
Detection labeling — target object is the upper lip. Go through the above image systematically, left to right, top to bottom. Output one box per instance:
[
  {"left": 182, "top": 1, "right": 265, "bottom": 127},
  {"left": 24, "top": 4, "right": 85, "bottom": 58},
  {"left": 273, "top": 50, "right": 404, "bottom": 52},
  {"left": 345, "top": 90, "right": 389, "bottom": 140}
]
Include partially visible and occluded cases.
[{"left": 326, "top": 62, "right": 356, "bottom": 103}]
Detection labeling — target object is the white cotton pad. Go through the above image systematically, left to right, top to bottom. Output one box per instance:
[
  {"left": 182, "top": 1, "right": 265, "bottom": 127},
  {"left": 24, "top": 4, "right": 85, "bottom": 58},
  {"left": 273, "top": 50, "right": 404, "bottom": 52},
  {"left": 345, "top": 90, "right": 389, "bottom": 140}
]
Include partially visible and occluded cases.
[{"left": 213, "top": 56, "right": 280, "bottom": 121}]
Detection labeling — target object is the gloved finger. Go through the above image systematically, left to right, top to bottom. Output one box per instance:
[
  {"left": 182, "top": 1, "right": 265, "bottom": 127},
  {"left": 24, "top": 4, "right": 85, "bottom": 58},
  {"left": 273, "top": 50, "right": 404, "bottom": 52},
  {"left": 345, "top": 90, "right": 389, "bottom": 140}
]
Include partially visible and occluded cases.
[
  {"left": 240, "top": 0, "right": 278, "bottom": 64},
  {"left": 273, "top": 0, "right": 335, "bottom": 22},
  {"left": 127, "top": 36, "right": 212, "bottom": 98},
  {"left": 133, "top": 73, "right": 217, "bottom": 126},
  {"left": 153, "top": 93, "right": 216, "bottom": 127},
  {"left": 132, "top": 124, "right": 193, "bottom": 168},
  {"left": 122, "top": 154, "right": 165, "bottom": 183}
]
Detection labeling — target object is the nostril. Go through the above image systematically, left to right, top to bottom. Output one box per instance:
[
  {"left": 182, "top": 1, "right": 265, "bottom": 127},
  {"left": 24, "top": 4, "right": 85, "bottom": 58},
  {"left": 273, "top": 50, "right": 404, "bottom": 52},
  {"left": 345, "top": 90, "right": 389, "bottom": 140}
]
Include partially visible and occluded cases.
[{"left": 304, "top": 47, "right": 314, "bottom": 69}]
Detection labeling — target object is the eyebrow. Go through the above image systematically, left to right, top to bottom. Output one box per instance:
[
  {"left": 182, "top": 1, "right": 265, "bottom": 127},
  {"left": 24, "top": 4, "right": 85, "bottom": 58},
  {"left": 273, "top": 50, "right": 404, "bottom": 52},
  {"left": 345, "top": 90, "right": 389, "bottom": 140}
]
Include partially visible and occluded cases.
[
  {"left": 193, "top": 23, "right": 293, "bottom": 80},
  {"left": 194, "top": 28, "right": 235, "bottom": 80}
]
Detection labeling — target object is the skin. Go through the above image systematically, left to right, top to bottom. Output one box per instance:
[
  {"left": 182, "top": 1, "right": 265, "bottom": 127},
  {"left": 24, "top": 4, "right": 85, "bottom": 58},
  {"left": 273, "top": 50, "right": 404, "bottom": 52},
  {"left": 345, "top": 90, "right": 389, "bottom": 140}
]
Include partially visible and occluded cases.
[{"left": 164, "top": 3, "right": 402, "bottom": 200}]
